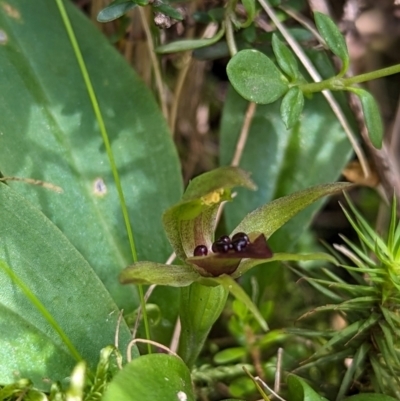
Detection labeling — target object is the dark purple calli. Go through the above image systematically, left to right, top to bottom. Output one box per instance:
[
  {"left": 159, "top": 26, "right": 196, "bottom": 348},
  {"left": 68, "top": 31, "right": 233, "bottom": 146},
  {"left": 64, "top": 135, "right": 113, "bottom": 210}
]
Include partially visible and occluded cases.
[{"left": 187, "top": 233, "right": 273, "bottom": 277}]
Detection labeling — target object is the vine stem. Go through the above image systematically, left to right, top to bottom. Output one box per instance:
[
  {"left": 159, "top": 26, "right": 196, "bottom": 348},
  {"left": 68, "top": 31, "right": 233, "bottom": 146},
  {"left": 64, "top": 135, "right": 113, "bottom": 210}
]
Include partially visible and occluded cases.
[
  {"left": 55, "top": 0, "right": 152, "bottom": 353},
  {"left": 257, "top": 0, "right": 371, "bottom": 179},
  {"left": 138, "top": 6, "right": 169, "bottom": 121},
  {"left": 299, "top": 63, "right": 400, "bottom": 93}
]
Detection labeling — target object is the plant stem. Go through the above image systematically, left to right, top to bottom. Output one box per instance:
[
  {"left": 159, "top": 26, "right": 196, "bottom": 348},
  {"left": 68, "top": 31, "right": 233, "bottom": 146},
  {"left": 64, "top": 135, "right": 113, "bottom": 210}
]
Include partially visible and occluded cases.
[
  {"left": 56, "top": 0, "right": 152, "bottom": 353},
  {"left": 225, "top": 2, "right": 238, "bottom": 57},
  {"left": 138, "top": 7, "right": 169, "bottom": 121},
  {"left": 299, "top": 63, "right": 400, "bottom": 93}
]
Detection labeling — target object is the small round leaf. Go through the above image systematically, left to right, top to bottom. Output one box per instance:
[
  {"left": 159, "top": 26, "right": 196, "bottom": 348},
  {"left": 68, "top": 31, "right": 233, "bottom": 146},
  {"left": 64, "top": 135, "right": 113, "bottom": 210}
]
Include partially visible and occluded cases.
[{"left": 227, "top": 49, "right": 289, "bottom": 104}]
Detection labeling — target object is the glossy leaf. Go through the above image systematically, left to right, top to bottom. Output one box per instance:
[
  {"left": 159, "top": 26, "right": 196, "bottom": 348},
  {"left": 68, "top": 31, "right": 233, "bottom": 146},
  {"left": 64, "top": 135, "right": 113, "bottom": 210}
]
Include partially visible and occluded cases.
[
  {"left": 0, "top": 0, "right": 183, "bottom": 310},
  {"left": 97, "top": 0, "right": 137, "bottom": 22},
  {"left": 314, "top": 12, "right": 349, "bottom": 75},
  {"left": 156, "top": 27, "right": 225, "bottom": 53},
  {"left": 272, "top": 33, "right": 300, "bottom": 81},
  {"left": 227, "top": 49, "right": 289, "bottom": 104},
  {"left": 280, "top": 86, "right": 304, "bottom": 129},
  {"left": 348, "top": 87, "right": 383, "bottom": 149},
  {"left": 233, "top": 182, "right": 352, "bottom": 239},
  {"left": 0, "top": 185, "right": 133, "bottom": 390},
  {"left": 179, "top": 283, "right": 228, "bottom": 368},
  {"left": 103, "top": 354, "right": 195, "bottom": 401},
  {"left": 287, "top": 375, "right": 329, "bottom": 401}
]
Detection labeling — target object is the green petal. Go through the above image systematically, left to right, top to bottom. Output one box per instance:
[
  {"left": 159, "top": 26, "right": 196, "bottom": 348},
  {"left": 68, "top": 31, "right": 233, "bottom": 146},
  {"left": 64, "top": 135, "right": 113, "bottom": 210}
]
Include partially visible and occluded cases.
[
  {"left": 163, "top": 167, "right": 256, "bottom": 260},
  {"left": 119, "top": 262, "right": 199, "bottom": 287}
]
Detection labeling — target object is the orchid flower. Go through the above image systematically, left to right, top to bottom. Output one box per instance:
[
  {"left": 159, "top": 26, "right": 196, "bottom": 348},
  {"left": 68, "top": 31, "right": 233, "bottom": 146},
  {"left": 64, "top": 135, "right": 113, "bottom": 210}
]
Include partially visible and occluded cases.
[{"left": 119, "top": 167, "right": 350, "bottom": 366}]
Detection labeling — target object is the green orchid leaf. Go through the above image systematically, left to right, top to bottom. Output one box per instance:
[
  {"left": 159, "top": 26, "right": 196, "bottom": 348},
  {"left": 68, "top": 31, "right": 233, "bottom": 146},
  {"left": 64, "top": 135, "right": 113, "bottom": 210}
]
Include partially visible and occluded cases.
[
  {"left": 0, "top": 0, "right": 183, "bottom": 313},
  {"left": 97, "top": 0, "right": 137, "bottom": 22},
  {"left": 152, "top": 2, "right": 184, "bottom": 21},
  {"left": 314, "top": 12, "right": 349, "bottom": 76},
  {"left": 156, "top": 26, "right": 225, "bottom": 53},
  {"left": 272, "top": 33, "right": 300, "bottom": 81},
  {"left": 227, "top": 49, "right": 289, "bottom": 104},
  {"left": 280, "top": 86, "right": 304, "bottom": 129},
  {"left": 347, "top": 87, "right": 383, "bottom": 149},
  {"left": 163, "top": 167, "right": 256, "bottom": 260},
  {"left": 233, "top": 182, "right": 352, "bottom": 239},
  {"left": 0, "top": 185, "right": 132, "bottom": 390},
  {"left": 187, "top": 233, "right": 272, "bottom": 277},
  {"left": 233, "top": 252, "right": 337, "bottom": 278},
  {"left": 119, "top": 262, "right": 198, "bottom": 287},
  {"left": 214, "top": 275, "right": 268, "bottom": 331},
  {"left": 179, "top": 283, "right": 228, "bottom": 368},
  {"left": 103, "top": 354, "right": 195, "bottom": 401},
  {"left": 287, "top": 374, "right": 330, "bottom": 401}
]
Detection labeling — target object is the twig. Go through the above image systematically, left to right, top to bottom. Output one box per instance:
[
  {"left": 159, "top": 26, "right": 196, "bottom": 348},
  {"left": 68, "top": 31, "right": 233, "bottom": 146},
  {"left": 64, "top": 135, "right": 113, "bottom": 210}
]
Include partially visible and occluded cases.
[{"left": 231, "top": 102, "right": 257, "bottom": 166}]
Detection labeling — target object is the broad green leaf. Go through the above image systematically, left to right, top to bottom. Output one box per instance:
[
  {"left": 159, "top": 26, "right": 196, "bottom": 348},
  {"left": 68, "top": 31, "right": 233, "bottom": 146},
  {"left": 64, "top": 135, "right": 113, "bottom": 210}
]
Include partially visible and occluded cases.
[
  {"left": 0, "top": 0, "right": 183, "bottom": 311},
  {"left": 97, "top": 0, "right": 137, "bottom": 22},
  {"left": 241, "top": 0, "right": 256, "bottom": 28},
  {"left": 152, "top": 2, "right": 183, "bottom": 21},
  {"left": 314, "top": 12, "right": 349, "bottom": 75},
  {"left": 156, "top": 26, "right": 225, "bottom": 53},
  {"left": 272, "top": 33, "right": 300, "bottom": 81},
  {"left": 227, "top": 49, "right": 289, "bottom": 104},
  {"left": 280, "top": 86, "right": 304, "bottom": 129},
  {"left": 348, "top": 87, "right": 383, "bottom": 149},
  {"left": 233, "top": 182, "right": 352, "bottom": 239},
  {"left": 0, "top": 185, "right": 133, "bottom": 390},
  {"left": 119, "top": 262, "right": 198, "bottom": 286},
  {"left": 179, "top": 283, "right": 228, "bottom": 368},
  {"left": 214, "top": 347, "right": 247, "bottom": 364},
  {"left": 103, "top": 354, "right": 195, "bottom": 401},
  {"left": 287, "top": 375, "right": 329, "bottom": 401},
  {"left": 344, "top": 395, "right": 399, "bottom": 401}
]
